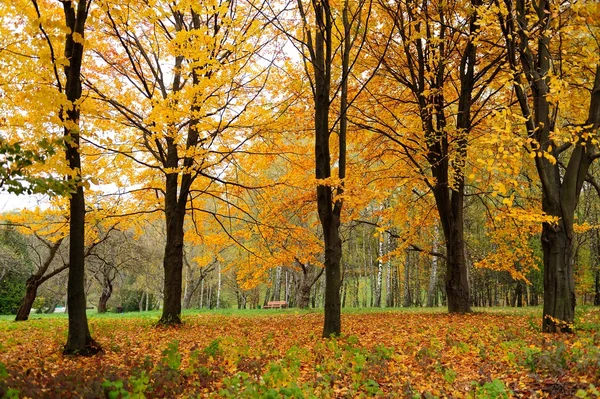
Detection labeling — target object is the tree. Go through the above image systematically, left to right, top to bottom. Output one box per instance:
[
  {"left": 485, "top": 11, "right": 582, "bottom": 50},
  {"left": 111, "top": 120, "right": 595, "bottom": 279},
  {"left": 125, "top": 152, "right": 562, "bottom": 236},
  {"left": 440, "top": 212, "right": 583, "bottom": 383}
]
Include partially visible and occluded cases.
[
  {"left": 13, "top": 0, "right": 102, "bottom": 354},
  {"left": 90, "top": 0, "right": 274, "bottom": 325},
  {"left": 266, "top": 0, "right": 379, "bottom": 336},
  {"left": 360, "top": 0, "right": 509, "bottom": 313},
  {"left": 497, "top": 0, "right": 600, "bottom": 331},
  {"left": 0, "top": 225, "right": 32, "bottom": 315},
  {"left": 15, "top": 236, "right": 66, "bottom": 321}
]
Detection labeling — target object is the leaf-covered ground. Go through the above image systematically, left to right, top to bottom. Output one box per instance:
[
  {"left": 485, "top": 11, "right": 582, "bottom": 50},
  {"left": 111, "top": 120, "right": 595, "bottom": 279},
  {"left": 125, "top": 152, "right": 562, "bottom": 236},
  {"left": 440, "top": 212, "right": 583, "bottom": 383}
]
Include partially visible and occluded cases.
[{"left": 0, "top": 308, "right": 599, "bottom": 398}]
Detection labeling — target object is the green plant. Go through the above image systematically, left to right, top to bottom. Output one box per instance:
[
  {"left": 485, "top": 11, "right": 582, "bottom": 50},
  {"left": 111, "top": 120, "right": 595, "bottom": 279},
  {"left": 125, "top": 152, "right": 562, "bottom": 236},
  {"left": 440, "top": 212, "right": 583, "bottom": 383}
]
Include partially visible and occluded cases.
[
  {"left": 204, "top": 339, "right": 222, "bottom": 358},
  {"left": 161, "top": 340, "right": 182, "bottom": 370},
  {"left": 443, "top": 368, "right": 457, "bottom": 384},
  {"left": 102, "top": 379, "right": 129, "bottom": 399},
  {"left": 472, "top": 379, "right": 511, "bottom": 399},
  {"left": 575, "top": 384, "right": 600, "bottom": 398}
]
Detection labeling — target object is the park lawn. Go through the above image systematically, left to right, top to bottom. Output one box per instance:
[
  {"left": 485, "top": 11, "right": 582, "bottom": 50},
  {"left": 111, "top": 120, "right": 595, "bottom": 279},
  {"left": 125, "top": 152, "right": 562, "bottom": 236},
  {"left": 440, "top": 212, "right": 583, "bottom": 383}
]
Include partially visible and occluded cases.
[{"left": 0, "top": 307, "right": 598, "bottom": 398}]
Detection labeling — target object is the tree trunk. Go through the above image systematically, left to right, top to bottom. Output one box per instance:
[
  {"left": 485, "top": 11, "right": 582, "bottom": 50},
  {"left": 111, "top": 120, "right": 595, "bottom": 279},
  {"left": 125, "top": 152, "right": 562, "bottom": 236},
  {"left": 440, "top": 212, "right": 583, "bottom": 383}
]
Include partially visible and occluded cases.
[
  {"left": 61, "top": 0, "right": 100, "bottom": 356},
  {"left": 159, "top": 173, "right": 185, "bottom": 325},
  {"left": 64, "top": 184, "right": 99, "bottom": 355},
  {"left": 541, "top": 222, "right": 576, "bottom": 331},
  {"left": 443, "top": 223, "right": 471, "bottom": 313},
  {"left": 322, "top": 227, "right": 342, "bottom": 336},
  {"left": 427, "top": 227, "right": 439, "bottom": 307},
  {"left": 374, "top": 233, "right": 383, "bottom": 307},
  {"left": 386, "top": 234, "right": 394, "bottom": 307},
  {"left": 15, "top": 239, "right": 65, "bottom": 321},
  {"left": 403, "top": 251, "right": 411, "bottom": 307},
  {"left": 183, "top": 261, "right": 193, "bottom": 309},
  {"left": 295, "top": 262, "right": 324, "bottom": 309},
  {"left": 216, "top": 263, "right": 221, "bottom": 309},
  {"left": 272, "top": 267, "right": 282, "bottom": 301},
  {"left": 594, "top": 268, "right": 600, "bottom": 306},
  {"left": 97, "top": 277, "right": 113, "bottom": 313},
  {"left": 15, "top": 278, "right": 39, "bottom": 321},
  {"left": 297, "top": 279, "right": 312, "bottom": 309},
  {"left": 516, "top": 281, "right": 523, "bottom": 308},
  {"left": 183, "top": 285, "right": 193, "bottom": 309},
  {"left": 263, "top": 286, "right": 271, "bottom": 308},
  {"left": 138, "top": 291, "right": 145, "bottom": 312}
]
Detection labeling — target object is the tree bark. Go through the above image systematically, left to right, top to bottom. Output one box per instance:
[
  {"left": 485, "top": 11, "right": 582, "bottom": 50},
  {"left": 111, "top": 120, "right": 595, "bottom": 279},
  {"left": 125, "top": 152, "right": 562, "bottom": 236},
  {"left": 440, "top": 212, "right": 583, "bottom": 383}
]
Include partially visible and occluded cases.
[
  {"left": 60, "top": 0, "right": 100, "bottom": 356},
  {"left": 500, "top": 0, "right": 600, "bottom": 330},
  {"left": 159, "top": 175, "right": 185, "bottom": 324},
  {"left": 427, "top": 226, "right": 439, "bottom": 307},
  {"left": 375, "top": 233, "right": 384, "bottom": 307},
  {"left": 15, "top": 238, "right": 65, "bottom": 321},
  {"left": 403, "top": 251, "right": 412, "bottom": 307},
  {"left": 295, "top": 260, "right": 324, "bottom": 309},
  {"left": 272, "top": 267, "right": 282, "bottom": 301},
  {"left": 594, "top": 268, "right": 600, "bottom": 306},
  {"left": 97, "top": 276, "right": 113, "bottom": 313},
  {"left": 15, "top": 278, "right": 40, "bottom": 321}
]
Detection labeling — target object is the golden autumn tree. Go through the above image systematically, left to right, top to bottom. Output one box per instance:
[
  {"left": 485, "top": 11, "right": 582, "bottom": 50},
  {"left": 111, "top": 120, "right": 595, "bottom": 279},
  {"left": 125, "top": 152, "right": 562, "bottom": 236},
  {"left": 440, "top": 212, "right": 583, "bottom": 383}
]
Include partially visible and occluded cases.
[
  {"left": 0, "top": 0, "right": 102, "bottom": 354},
  {"left": 88, "top": 0, "right": 277, "bottom": 324},
  {"left": 259, "top": 0, "right": 385, "bottom": 335},
  {"left": 357, "top": 0, "right": 509, "bottom": 313},
  {"left": 497, "top": 0, "right": 600, "bottom": 331},
  {"left": 220, "top": 99, "right": 325, "bottom": 309}
]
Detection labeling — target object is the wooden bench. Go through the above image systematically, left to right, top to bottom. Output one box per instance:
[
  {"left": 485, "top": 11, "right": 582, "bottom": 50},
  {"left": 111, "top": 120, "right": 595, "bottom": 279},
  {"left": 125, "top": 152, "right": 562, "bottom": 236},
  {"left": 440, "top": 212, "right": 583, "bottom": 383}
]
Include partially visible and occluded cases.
[{"left": 263, "top": 301, "right": 288, "bottom": 309}]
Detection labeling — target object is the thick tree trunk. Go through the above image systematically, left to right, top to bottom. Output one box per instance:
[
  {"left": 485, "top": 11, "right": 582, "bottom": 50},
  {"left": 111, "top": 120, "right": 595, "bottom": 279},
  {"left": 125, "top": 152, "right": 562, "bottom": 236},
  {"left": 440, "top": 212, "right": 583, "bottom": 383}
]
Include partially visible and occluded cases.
[
  {"left": 159, "top": 172, "right": 185, "bottom": 325},
  {"left": 64, "top": 185, "right": 100, "bottom": 355},
  {"left": 440, "top": 197, "right": 471, "bottom": 313},
  {"left": 541, "top": 222, "right": 575, "bottom": 331},
  {"left": 322, "top": 226, "right": 342, "bottom": 336},
  {"left": 295, "top": 262, "right": 323, "bottom": 309},
  {"left": 183, "top": 263, "right": 192, "bottom": 309},
  {"left": 297, "top": 279, "right": 312, "bottom": 309},
  {"left": 515, "top": 281, "right": 524, "bottom": 308},
  {"left": 183, "top": 285, "right": 193, "bottom": 310}
]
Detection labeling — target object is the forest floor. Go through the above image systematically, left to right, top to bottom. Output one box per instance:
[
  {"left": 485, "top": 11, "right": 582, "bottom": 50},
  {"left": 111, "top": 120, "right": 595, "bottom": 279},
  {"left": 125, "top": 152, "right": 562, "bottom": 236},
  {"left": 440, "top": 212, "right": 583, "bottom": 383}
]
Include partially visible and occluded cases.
[{"left": 0, "top": 307, "right": 599, "bottom": 398}]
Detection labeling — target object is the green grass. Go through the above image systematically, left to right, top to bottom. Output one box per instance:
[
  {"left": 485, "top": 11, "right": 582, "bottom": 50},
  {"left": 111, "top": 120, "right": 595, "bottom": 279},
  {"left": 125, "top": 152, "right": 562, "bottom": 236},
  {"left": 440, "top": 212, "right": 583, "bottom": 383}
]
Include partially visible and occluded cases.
[
  {"left": 0, "top": 304, "right": 541, "bottom": 322},
  {"left": 2, "top": 304, "right": 597, "bottom": 323}
]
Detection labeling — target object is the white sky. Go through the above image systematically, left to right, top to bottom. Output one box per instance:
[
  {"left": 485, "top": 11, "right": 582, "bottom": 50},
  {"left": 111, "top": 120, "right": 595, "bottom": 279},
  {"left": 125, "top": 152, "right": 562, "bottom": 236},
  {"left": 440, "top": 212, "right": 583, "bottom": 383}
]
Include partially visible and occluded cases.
[{"left": 0, "top": 192, "right": 49, "bottom": 213}]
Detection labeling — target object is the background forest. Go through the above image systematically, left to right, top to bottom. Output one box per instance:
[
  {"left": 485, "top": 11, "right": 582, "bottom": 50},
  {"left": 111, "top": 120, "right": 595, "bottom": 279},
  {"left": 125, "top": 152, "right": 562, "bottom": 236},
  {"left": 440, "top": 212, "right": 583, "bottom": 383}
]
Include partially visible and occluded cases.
[{"left": 0, "top": 0, "right": 599, "bottom": 344}]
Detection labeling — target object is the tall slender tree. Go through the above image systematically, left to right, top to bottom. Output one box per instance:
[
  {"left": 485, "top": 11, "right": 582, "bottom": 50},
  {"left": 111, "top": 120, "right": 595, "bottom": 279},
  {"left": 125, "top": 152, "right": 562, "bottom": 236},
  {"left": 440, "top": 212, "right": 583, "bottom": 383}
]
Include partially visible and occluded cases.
[
  {"left": 49, "top": 0, "right": 101, "bottom": 354},
  {"left": 277, "top": 0, "right": 377, "bottom": 336}
]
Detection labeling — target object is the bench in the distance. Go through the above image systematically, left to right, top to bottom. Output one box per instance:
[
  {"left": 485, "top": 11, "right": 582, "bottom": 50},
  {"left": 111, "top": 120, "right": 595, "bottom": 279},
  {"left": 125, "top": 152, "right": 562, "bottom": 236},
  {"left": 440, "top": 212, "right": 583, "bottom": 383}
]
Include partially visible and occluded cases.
[{"left": 263, "top": 301, "right": 288, "bottom": 309}]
